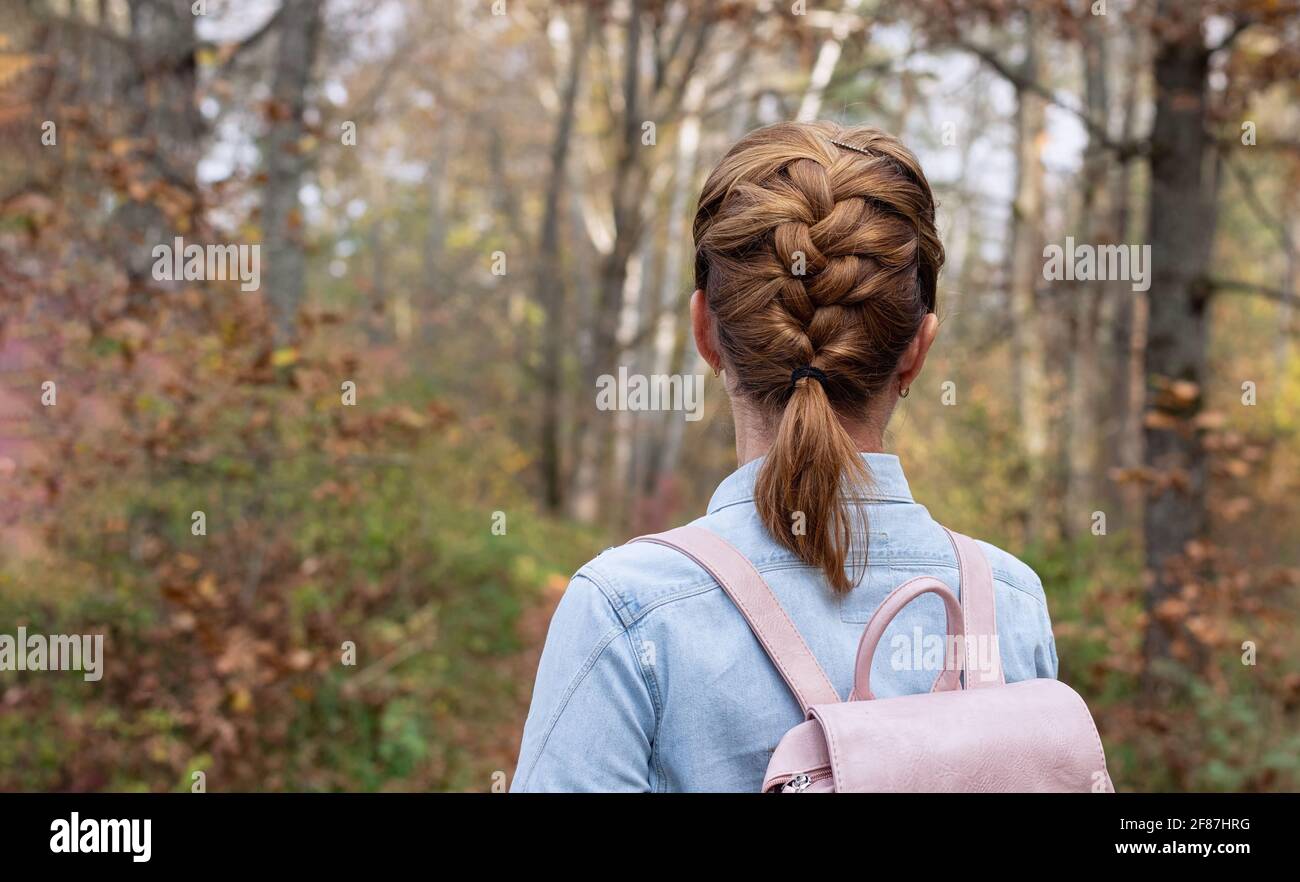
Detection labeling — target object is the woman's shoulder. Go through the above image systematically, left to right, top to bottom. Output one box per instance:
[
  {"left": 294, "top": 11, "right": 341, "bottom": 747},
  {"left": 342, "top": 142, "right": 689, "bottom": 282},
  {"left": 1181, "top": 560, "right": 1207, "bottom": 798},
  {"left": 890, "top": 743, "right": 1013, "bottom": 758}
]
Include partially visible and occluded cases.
[
  {"left": 875, "top": 506, "right": 1047, "bottom": 603},
  {"left": 571, "top": 520, "right": 728, "bottom": 624},
  {"left": 966, "top": 535, "right": 1048, "bottom": 604}
]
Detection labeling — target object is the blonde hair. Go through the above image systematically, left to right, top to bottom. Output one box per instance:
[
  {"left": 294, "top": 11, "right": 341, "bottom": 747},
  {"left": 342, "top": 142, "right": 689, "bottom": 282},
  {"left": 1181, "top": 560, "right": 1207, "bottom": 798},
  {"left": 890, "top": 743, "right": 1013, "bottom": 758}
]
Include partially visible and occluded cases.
[{"left": 692, "top": 121, "right": 944, "bottom": 592}]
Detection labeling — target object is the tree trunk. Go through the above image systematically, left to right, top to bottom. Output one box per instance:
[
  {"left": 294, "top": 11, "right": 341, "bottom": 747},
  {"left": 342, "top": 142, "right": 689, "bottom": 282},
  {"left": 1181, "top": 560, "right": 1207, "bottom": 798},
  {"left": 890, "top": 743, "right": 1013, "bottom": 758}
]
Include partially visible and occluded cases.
[
  {"left": 111, "top": 0, "right": 201, "bottom": 299},
  {"left": 127, "top": 0, "right": 201, "bottom": 189},
  {"left": 262, "top": 0, "right": 323, "bottom": 344},
  {"left": 796, "top": 0, "right": 864, "bottom": 122},
  {"left": 569, "top": 1, "right": 647, "bottom": 520},
  {"left": 1141, "top": 1, "right": 1217, "bottom": 696},
  {"left": 535, "top": 10, "right": 594, "bottom": 512},
  {"left": 1064, "top": 12, "right": 1112, "bottom": 531},
  {"left": 1006, "top": 14, "right": 1049, "bottom": 535},
  {"left": 1111, "top": 25, "right": 1149, "bottom": 516},
  {"left": 422, "top": 122, "right": 451, "bottom": 343}
]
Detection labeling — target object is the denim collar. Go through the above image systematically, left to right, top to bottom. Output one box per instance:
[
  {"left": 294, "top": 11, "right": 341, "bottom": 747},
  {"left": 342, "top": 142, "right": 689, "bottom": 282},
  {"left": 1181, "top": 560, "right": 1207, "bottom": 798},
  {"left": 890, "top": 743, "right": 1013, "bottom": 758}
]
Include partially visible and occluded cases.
[{"left": 706, "top": 452, "right": 915, "bottom": 514}]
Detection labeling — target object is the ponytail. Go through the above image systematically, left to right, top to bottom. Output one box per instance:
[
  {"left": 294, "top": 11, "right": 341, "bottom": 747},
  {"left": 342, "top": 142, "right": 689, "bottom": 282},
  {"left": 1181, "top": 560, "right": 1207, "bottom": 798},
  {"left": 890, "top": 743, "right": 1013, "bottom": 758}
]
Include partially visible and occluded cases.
[{"left": 754, "top": 375, "right": 872, "bottom": 593}]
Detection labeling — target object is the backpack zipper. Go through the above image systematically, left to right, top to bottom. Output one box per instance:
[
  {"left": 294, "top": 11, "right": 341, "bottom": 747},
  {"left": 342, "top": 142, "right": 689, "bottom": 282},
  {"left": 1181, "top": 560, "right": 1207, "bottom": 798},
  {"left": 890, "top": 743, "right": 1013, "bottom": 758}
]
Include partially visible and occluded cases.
[{"left": 779, "top": 770, "right": 831, "bottom": 792}]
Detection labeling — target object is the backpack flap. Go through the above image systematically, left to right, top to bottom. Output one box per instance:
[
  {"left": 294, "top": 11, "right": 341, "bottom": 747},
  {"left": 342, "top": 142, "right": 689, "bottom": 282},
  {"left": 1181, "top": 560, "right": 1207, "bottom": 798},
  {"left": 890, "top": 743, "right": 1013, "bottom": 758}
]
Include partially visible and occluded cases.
[{"left": 807, "top": 678, "right": 1111, "bottom": 792}]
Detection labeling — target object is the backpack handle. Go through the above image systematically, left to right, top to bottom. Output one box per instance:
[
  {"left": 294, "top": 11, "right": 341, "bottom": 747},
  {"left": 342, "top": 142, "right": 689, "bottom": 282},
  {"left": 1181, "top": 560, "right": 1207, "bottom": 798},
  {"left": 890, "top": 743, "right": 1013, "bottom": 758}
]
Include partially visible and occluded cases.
[
  {"left": 849, "top": 529, "right": 1005, "bottom": 699},
  {"left": 849, "top": 577, "right": 965, "bottom": 701}
]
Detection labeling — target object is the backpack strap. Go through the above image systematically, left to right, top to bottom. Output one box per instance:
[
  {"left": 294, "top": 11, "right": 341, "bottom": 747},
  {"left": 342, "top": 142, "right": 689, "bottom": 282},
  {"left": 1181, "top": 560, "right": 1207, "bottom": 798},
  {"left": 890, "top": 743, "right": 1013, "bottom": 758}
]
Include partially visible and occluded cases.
[
  {"left": 632, "top": 525, "right": 841, "bottom": 715},
  {"left": 941, "top": 528, "right": 1005, "bottom": 688}
]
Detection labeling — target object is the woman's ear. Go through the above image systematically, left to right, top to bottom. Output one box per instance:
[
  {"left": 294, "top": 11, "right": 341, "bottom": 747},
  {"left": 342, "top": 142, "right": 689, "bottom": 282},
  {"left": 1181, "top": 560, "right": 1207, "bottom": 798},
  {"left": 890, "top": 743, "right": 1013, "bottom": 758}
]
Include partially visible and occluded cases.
[
  {"left": 691, "top": 289, "right": 723, "bottom": 374},
  {"left": 896, "top": 312, "right": 939, "bottom": 390}
]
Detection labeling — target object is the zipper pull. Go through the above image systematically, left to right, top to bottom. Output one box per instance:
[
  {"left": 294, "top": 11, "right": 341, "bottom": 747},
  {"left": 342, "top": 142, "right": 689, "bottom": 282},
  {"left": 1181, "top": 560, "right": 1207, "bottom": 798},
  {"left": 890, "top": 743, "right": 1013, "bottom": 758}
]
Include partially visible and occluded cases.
[{"left": 782, "top": 773, "right": 812, "bottom": 793}]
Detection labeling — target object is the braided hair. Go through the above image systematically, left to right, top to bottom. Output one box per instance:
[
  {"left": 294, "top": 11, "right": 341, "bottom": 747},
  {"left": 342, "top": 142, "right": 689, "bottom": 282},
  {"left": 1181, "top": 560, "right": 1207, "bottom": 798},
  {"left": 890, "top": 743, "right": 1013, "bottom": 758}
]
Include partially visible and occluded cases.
[{"left": 692, "top": 121, "right": 945, "bottom": 592}]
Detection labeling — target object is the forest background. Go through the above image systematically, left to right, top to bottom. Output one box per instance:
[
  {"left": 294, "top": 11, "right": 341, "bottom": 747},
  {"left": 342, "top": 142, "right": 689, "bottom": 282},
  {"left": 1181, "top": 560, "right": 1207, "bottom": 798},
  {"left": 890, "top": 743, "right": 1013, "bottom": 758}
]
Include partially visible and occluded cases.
[{"left": 1, "top": 0, "right": 1298, "bottom": 791}]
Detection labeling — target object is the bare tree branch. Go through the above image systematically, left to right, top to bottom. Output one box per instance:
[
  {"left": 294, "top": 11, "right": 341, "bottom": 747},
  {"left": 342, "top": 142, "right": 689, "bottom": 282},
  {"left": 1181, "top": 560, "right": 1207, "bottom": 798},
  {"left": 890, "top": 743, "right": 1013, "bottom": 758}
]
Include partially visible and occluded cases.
[
  {"left": 215, "top": 5, "right": 287, "bottom": 76},
  {"left": 953, "top": 37, "right": 1149, "bottom": 161},
  {"left": 1226, "top": 158, "right": 1294, "bottom": 259},
  {"left": 1208, "top": 277, "right": 1295, "bottom": 305}
]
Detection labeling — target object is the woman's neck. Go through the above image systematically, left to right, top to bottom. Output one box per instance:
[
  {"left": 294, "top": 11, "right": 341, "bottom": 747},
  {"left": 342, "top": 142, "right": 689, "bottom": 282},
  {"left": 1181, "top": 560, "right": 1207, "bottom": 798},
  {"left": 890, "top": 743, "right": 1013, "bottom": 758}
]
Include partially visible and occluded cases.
[{"left": 731, "top": 400, "right": 889, "bottom": 466}]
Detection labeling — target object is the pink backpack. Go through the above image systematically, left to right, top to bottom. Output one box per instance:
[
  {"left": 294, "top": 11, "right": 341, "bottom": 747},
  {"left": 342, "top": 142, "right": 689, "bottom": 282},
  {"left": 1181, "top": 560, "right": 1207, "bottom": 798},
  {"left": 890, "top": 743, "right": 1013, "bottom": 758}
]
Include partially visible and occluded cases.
[{"left": 635, "top": 525, "right": 1114, "bottom": 792}]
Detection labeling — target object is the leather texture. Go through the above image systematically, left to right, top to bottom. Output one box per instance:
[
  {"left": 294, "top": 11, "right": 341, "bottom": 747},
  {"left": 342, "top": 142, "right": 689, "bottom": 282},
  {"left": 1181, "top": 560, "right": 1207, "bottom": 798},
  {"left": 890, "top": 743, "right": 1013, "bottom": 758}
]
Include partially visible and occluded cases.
[
  {"left": 637, "top": 524, "right": 1114, "bottom": 793},
  {"left": 946, "top": 528, "right": 1005, "bottom": 688},
  {"left": 805, "top": 679, "right": 1109, "bottom": 792}
]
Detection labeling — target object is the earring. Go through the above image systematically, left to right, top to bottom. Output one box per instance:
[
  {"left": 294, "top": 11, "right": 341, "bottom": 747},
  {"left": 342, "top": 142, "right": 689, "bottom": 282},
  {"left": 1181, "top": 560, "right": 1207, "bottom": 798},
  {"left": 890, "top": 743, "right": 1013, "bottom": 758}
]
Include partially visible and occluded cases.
[
  {"left": 713, "top": 366, "right": 720, "bottom": 378},
  {"left": 899, "top": 385, "right": 910, "bottom": 399}
]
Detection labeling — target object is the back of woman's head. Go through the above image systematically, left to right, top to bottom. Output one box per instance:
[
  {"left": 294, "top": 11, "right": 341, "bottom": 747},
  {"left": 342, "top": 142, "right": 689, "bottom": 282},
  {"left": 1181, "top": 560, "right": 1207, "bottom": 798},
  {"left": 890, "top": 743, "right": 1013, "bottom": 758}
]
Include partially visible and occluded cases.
[{"left": 692, "top": 121, "right": 944, "bottom": 592}]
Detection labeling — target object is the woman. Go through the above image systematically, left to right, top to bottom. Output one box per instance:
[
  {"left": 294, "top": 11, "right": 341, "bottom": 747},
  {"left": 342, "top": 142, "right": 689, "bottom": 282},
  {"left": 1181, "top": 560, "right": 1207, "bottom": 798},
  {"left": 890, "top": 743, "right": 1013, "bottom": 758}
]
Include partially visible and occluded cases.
[{"left": 511, "top": 121, "right": 1057, "bottom": 792}]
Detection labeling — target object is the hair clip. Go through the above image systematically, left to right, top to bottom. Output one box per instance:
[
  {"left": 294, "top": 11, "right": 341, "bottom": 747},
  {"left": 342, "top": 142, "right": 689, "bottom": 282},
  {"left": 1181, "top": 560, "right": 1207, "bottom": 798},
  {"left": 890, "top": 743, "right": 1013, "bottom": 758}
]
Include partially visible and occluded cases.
[{"left": 829, "top": 138, "right": 876, "bottom": 157}]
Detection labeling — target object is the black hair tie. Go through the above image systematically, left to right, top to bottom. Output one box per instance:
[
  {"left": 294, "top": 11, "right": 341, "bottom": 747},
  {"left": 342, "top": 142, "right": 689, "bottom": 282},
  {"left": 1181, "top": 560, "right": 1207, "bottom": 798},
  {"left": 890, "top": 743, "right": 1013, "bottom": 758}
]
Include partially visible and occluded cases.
[{"left": 790, "top": 365, "right": 829, "bottom": 391}]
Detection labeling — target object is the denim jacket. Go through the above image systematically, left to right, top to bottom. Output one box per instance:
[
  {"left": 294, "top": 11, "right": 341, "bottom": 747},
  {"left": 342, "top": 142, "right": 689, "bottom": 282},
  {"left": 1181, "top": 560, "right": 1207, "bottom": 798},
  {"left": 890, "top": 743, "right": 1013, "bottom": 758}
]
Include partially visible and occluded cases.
[{"left": 511, "top": 453, "right": 1058, "bottom": 792}]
